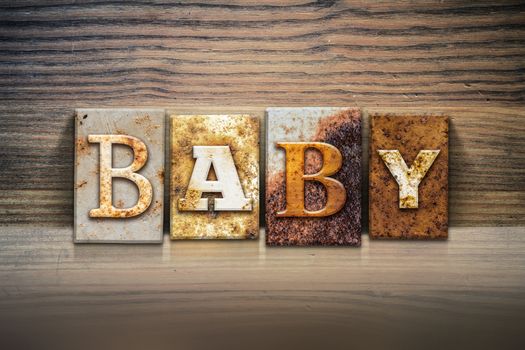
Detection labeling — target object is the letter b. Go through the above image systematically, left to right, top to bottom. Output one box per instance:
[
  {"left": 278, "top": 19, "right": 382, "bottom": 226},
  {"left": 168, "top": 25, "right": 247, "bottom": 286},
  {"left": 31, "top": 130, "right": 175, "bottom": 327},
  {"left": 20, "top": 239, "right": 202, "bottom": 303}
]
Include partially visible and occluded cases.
[
  {"left": 88, "top": 135, "right": 153, "bottom": 218},
  {"left": 277, "top": 142, "right": 346, "bottom": 217}
]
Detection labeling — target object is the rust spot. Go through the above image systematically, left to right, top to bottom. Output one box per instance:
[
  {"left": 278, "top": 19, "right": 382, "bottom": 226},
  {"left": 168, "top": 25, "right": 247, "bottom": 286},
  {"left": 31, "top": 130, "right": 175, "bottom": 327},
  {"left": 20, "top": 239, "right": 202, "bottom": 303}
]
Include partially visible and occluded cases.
[
  {"left": 134, "top": 114, "right": 151, "bottom": 125},
  {"left": 135, "top": 114, "right": 160, "bottom": 138},
  {"left": 170, "top": 115, "right": 259, "bottom": 239},
  {"left": 75, "top": 137, "right": 91, "bottom": 156},
  {"left": 157, "top": 169, "right": 165, "bottom": 182},
  {"left": 75, "top": 180, "right": 87, "bottom": 189},
  {"left": 178, "top": 188, "right": 202, "bottom": 211},
  {"left": 399, "top": 195, "right": 417, "bottom": 208},
  {"left": 152, "top": 200, "right": 162, "bottom": 213}
]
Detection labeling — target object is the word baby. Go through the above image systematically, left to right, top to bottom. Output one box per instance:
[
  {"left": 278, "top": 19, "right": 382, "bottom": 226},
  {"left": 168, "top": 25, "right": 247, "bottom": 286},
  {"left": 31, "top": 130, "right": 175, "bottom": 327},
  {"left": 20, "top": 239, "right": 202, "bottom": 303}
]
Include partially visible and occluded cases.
[{"left": 74, "top": 108, "right": 448, "bottom": 245}]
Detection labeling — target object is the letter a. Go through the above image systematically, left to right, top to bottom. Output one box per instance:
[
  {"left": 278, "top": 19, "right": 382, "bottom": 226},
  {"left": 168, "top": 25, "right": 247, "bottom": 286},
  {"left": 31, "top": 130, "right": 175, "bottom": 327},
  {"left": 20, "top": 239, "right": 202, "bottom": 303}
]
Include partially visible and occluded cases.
[
  {"left": 88, "top": 135, "right": 153, "bottom": 218},
  {"left": 277, "top": 142, "right": 346, "bottom": 217},
  {"left": 179, "top": 146, "right": 251, "bottom": 211},
  {"left": 378, "top": 149, "right": 440, "bottom": 209}
]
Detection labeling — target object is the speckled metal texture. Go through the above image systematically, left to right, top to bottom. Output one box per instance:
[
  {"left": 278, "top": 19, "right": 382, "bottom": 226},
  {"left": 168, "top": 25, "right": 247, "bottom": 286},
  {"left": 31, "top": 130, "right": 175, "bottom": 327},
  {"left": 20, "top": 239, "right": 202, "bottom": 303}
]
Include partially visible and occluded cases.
[
  {"left": 266, "top": 107, "right": 362, "bottom": 246},
  {"left": 74, "top": 109, "right": 165, "bottom": 243},
  {"left": 170, "top": 114, "right": 259, "bottom": 239},
  {"left": 369, "top": 114, "right": 448, "bottom": 239}
]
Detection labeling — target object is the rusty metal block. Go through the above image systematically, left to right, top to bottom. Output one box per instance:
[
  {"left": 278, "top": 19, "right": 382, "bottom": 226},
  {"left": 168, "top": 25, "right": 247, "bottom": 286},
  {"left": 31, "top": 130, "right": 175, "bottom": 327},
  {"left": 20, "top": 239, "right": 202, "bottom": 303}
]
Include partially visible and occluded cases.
[
  {"left": 265, "top": 107, "right": 362, "bottom": 246},
  {"left": 74, "top": 109, "right": 165, "bottom": 243},
  {"left": 170, "top": 114, "right": 259, "bottom": 239},
  {"left": 369, "top": 114, "right": 448, "bottom": 239}
]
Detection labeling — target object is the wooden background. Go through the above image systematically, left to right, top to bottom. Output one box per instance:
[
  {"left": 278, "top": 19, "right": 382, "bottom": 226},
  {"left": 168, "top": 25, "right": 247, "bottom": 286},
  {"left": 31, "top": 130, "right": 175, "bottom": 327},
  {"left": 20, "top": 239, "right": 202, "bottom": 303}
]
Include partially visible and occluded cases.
[{"left": 0, "top": 1, "right": 524, "bottom": 349}]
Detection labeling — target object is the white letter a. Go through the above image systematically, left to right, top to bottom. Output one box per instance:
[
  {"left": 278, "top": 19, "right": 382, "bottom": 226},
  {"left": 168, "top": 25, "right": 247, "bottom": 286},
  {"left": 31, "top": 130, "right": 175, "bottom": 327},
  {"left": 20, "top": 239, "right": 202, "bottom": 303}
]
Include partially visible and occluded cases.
[{"left": 178, "top": 146, "right": 251, "bottom": 211}]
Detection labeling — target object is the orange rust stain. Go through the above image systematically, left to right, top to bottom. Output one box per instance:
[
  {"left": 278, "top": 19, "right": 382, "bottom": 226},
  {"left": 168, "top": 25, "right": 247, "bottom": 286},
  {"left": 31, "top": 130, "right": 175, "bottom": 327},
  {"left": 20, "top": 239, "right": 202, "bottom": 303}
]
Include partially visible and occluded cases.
[
  {"left": 134, "top": 114, "right": 152, "bottom": 125},
  {"left": 135, "top": 114, "right": 160, "bottom": 138},
  {"left": 75, "top": 137, "right": 91, "bottom": 156},
  {"left": 157, "top": 169, "right": 165, "bottom": 182},
  {"left": 75, "top": 180, "right": 87, "bottom": 189},
  {"left": 178, "top": 189, "right": 202, "bottom": 211},
  {"left": 399, "top": 195, "right": 417, "bottom": 208},
  {"left": 152, "top": 200, "right": 162, "bottom": 213}
]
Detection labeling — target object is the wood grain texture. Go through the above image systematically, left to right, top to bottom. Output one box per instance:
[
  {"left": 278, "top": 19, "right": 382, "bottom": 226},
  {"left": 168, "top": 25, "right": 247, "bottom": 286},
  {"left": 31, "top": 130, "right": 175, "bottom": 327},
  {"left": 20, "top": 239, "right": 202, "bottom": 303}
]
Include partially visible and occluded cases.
[
  {"left": 0, "top": 0, "right": 524, "bottom": 227},
  {"left": 1, "top": 1, "right": 524, "bottom": 105},
  {"left": 1, "top": 3, "right": 524, "bottom": 349},
  {"left": 1, "top": 106, "right": 523, "bottom": 227},
  {"left": 0, "top": 226, "right": 524, "bottom": 349}
]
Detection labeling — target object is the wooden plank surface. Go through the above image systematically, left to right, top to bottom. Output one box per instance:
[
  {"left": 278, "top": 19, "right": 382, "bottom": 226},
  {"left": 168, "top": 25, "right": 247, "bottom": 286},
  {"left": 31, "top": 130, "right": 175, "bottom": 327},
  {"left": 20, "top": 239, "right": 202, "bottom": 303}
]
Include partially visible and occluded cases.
[
  {"left": 0, "top": 0, "right": 525, "bottom": 349},
  {"left": 0, "top": 1, "right": 524, "bottom": 227},
  {"left": 1, "top": 1, "right": 524, "bottom": 105},
  {"left": 1, "top": 2, "right": 524, "bottom": 347},
  {"left": 1, "top": 106, "right": 524, "bottom": 226},
  {"left": 0, "top": 226, "right": 524, "bottom": 349}
]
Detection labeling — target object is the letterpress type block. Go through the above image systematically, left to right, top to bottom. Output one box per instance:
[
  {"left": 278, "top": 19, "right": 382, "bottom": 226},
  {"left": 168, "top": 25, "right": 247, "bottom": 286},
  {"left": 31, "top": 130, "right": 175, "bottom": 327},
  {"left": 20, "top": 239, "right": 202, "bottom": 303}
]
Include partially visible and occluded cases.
[
  {"left": 266, "top": 107, "right": 362, "bottom": 246},
  {"left": 74, "top": 109, "right": 165, "bottom": 243},
  {"left": 170, "top": 114, "right": 259, "bottom": 239},
  {"left": 369, "top": 114, "right": 448, "bottom": 239}
]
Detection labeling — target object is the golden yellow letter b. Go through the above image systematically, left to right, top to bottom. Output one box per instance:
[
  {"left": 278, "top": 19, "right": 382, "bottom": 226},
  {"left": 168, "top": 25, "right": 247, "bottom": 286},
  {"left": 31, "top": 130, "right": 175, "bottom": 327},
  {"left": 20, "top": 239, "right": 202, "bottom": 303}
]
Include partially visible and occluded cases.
[{"left": 276, "top": 142, "right": 346, "bottom": 217}]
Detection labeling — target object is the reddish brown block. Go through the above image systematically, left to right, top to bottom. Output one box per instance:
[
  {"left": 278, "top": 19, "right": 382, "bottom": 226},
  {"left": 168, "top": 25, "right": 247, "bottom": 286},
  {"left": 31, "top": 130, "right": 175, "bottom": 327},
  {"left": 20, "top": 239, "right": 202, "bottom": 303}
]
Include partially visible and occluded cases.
[{"left": 369, "top": 114, "right": 448, "bottom": 239}]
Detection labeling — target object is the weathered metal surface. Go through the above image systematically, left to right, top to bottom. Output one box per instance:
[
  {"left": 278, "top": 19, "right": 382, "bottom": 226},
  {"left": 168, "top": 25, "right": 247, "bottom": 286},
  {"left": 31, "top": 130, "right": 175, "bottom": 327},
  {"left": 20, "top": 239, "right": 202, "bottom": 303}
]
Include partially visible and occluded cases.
[
  {"left": 266, "top": 107, "right": 362, "bottom": 246},
  {"left": 74, "top": 109, "right": 165, "bottom": 243},
  {"left": 170, "top": 114, "right": 259, "bottom": 239},
  {"left": 369, "top": 114, "right": 449, "bottom": 239},
  {"left": 275, "top": 142, "right": 346, "bottom": 217},
  {"left": 178, "top": 146, "right": 252, "bottom": 212},
  {"left": 378, "top": 149, "right": 440, "bottom": 209}
]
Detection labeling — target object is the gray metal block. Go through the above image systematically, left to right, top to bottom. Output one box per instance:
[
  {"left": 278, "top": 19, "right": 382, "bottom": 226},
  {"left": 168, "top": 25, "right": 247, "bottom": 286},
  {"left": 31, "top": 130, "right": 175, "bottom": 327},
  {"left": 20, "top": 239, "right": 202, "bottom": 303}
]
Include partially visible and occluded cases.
[{"left": 74, "top": 109, "right": 165, "bottom": 243}]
